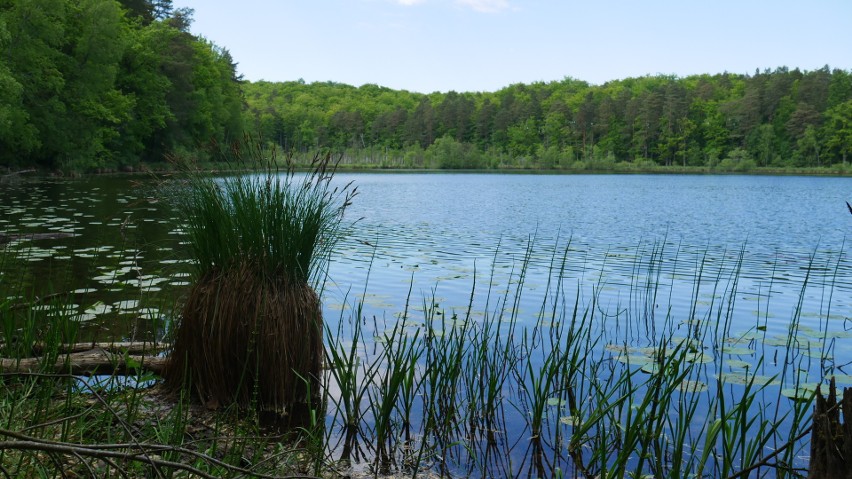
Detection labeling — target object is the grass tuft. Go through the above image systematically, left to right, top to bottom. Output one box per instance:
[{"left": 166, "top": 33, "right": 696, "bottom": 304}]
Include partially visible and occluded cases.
[{"left": 162, "top": 143, "right": 356, "bottom": 430}]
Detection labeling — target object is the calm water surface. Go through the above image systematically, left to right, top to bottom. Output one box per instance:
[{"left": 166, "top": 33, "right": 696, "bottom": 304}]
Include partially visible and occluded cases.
[
  {"left": 2, "top": 172, "right": 851, "bottom": 352},
  {"left": 328, "top": 173, "right": 852, "bottom": 335}
]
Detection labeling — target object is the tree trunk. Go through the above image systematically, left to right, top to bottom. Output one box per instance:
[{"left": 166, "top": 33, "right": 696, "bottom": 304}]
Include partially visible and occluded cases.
[{"left": 808, "top": 378, "right": 852, "bottom": 479}]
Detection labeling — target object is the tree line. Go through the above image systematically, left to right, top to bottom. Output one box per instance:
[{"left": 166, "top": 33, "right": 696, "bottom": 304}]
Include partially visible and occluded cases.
[
  {"left": 0, "top": 0, "right": 243, "bottom": 171},
  {"left": 1, "top": 0, "right": 850, "bottom": 173},
  {"left": 244, "top": 67, "right": 852, "bottom": 171}
]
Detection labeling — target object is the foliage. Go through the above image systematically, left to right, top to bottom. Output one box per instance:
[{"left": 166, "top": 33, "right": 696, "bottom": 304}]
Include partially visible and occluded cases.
[
  {"left": 0, "top": 0, "right": 243, "bottom": 172},
  {"left": 1, "top": 0, "right": 850, "bottom": 173},
  {"left": 243, "top": 67, "right": 852, "bottom": 171}
]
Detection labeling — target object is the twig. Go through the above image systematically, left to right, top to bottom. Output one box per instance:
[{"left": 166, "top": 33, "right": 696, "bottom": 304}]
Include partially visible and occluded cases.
[
  {"left": 723, "top": 423, "right": 814, "bottom": 479},
  {"left": 0, "top": 428, "right": 318, "bottom": 479},
  {"left": 0, "top": 439, "right": 222, "bottom": 479}
]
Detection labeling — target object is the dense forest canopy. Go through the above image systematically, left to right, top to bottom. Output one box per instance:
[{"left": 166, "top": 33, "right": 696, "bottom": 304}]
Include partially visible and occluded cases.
[
  {"left": 0, "top": 0, "right": 243, "bottom": 171},
  {"left": 1, "top": 0, "right": 851, "bottom": 172},
  {"left": 244, "top": 68, "right": 852, "bottom": 171}
]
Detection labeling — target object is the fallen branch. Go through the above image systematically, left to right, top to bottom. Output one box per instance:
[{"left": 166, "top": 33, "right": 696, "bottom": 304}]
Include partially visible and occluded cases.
[
  {"left": 28, "top": 341, "right": 171, "bottom": 355},
  {"left": 0, "top": 349, "right": 168, "bottom": 376},
  {"left": 0, "top": 428, "right": 319, "bottom": 479}
]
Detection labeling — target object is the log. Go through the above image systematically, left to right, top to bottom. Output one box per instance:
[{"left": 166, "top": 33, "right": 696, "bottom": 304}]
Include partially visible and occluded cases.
[
  {"left": 28, "top": 341, "right": 170, "bottom": 355},
  {"left": 0, "top": 349, "right": 168, "bottom": 376},
  {"left": 808, "top": 377, "right": 852, "bottom": 479}
]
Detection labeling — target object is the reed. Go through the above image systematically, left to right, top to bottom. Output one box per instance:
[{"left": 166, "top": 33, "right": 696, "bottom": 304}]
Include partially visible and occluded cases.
[{"left": 318, "top": 237, "right": 834, "bottom": 478}]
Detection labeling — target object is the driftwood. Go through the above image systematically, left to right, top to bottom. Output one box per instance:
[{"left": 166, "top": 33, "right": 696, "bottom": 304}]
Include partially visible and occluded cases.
[
  {"left": 28, "top": 341, "right": 170, "bottom": 355},
  {"left": 0, "top": 343, "right": 169, "bottom": 376},
  {"left": 808, "top": 377, "right": 852, "bottom": 479}
]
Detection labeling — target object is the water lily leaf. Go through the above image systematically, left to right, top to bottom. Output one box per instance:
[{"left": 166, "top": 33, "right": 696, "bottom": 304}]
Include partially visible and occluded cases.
[
  {"left": 71, "top": 288, "right": 97, "bottom": 294},
  {"left": 113, "top": 300, "right": 139, "bottom": 310},
  {"left": 84, "top": 302, "right": 112, "bottom": 316},
  {"left": 138, "top": 308, "right": 160, "bottom": 320},
  {"left": 72, "top": 312, "right": 97, "bottom": 322},
  {"left": 763, "top": 337, "right": 791, "bottom": 347},
  {"left": 722, "top": 347, "right": 755, "bottom": 356},
  {"left": 685, "top": 352, "right": 713, "bottom": 364},
  {"left": 614, "top": 354, "right": 654, "bottom": 366},
  {"left": 725, "top": 360, "right": 753, "bottom": 370},
  {"left": 718, "top": 371, "right": 779, "bottom": 387},
  {"left": 677, "top": 380, "right": 708, "bottom": 393},
  {"left": 781, "top": 384, "right": 819, "bottom": 401},
  {"left": 560, "top": 416, "right": 580, "bottom": 426}
]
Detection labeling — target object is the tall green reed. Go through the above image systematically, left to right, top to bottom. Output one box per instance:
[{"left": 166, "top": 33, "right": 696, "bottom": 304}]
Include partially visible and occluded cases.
[{"left": 320, "top": 237, "right": 837, "bottom": 478}]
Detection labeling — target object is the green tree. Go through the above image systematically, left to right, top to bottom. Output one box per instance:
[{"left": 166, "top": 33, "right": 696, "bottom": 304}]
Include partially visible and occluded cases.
[
  {"left": 2, "top": 0, "right": 69, "bottom": 167},
  {"left": 58, "top": 0, "right": 132, "bottom": 169},
  {"left": 0, "top": 13, "right": 28, "bottom": 165},
  {"left": 823, "top": 100, "right": 852, "bottom": 165}
]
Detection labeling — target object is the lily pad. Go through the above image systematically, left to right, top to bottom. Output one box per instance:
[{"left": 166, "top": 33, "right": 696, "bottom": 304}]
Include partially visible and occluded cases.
[
  {"left": 113, "top": 300, "right": 139, "bottom": 310},
  {"left": 84, "top": 301, "right": 112, "bottom": 316},
  {"left": 722, "top": 346, "right": 755, "bottom": 356},
  {"left": 725, "top": 359, "right": 753, "bottom": 370},
  {"left": 718, "top": 371, "right": 779, "bottom": 387},
  {"left": 676, "top": 380, "right": 708, "bottom": 393},
  {"left": 781, "top": 384, "right": 820, "bottom": 401},
  {"left": 560, "top": 416, "right": 581, "bottom": 426}
]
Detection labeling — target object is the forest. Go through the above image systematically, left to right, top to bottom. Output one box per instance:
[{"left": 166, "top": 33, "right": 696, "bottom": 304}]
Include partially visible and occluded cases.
[
  {"left": 0, "top": 0, "right": 243, "bottom": 171},
  {"left": 1, "top": 0, "right": 851, "bottom": 173},
  {"left": 244, "top": 68, "right": 852, "bottom": 171}
]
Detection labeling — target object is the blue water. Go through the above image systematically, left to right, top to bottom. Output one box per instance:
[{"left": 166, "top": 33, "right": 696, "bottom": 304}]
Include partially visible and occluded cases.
[
  {"left": 3, "top": 172, "right": 852, "bottom": 476},
  {"left": 325, "top": 173, "right": 852, "bottom": 333}
]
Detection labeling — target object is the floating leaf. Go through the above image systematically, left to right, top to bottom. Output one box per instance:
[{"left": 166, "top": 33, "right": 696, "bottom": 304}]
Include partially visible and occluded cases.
[
  {"left": 113, "top": 300, "right": 139, "bottom": 310},
  {"left": 84, "top": 302, "right": 112, "bottom": 316},
  {"left": 722, "top": 347, "right": 755, "bottom": 356},
  {"left": 685, "top": 352, "right": 713, "bottom": 364},
  {"left": 614, "top": 354, "right": 654, "bottom": 366},
  {"left": 726, "top": 360, "right": 753, "bottom": 370},
  {"left": 718, "top": 371, "right": 779, "bottom": 387},
  {"left": 677, "top": 380, "right": 708, "bottom": 393},
  {"left": 781, "top": 384, "right": 819, "bottom": 401},
  {"left": 560, "top": 416, "right": 580, "bottom": 426}
]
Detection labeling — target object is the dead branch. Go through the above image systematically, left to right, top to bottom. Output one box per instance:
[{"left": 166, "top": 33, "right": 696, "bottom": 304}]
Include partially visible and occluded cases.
[
  {"left": 0, "top": 349, "right": 167, "bottom": 376},
  {"left": 0, "top": 427, "right": 319, "bottom": 479}
]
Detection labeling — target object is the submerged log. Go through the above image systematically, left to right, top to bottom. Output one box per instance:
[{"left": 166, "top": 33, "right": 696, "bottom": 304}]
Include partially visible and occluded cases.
[
  {"left": 0, "top": 348, "right": 168, "bottom": 376},
  {"left": 808, "top": 377, "right": 852, "bottom": 479}
]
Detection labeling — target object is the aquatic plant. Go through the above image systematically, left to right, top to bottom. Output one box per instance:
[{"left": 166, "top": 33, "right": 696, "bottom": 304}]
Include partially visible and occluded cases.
[{"left": 163, "top": 144, "right": 356, "bottom": 429}]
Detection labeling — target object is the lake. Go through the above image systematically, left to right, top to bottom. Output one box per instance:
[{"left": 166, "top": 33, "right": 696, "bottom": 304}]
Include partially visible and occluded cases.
[{"left": 2, "top": 172, "right": 851, "bottom": 477}]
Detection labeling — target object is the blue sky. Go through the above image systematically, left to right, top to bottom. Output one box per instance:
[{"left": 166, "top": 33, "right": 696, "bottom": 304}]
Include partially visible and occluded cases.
[{"left": 171, "top": 0, "right": 852, "bottom": 93}]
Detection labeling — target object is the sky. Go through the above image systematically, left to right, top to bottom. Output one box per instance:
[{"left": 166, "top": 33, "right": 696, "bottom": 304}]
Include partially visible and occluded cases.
[{"left": 170, "top": 0, "right": 852, "bottom": 94}]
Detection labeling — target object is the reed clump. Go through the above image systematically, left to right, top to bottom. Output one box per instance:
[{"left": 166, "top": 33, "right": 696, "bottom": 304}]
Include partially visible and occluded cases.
[{"left": 163, "top": 143, "right": 355, "bottom": 429}]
